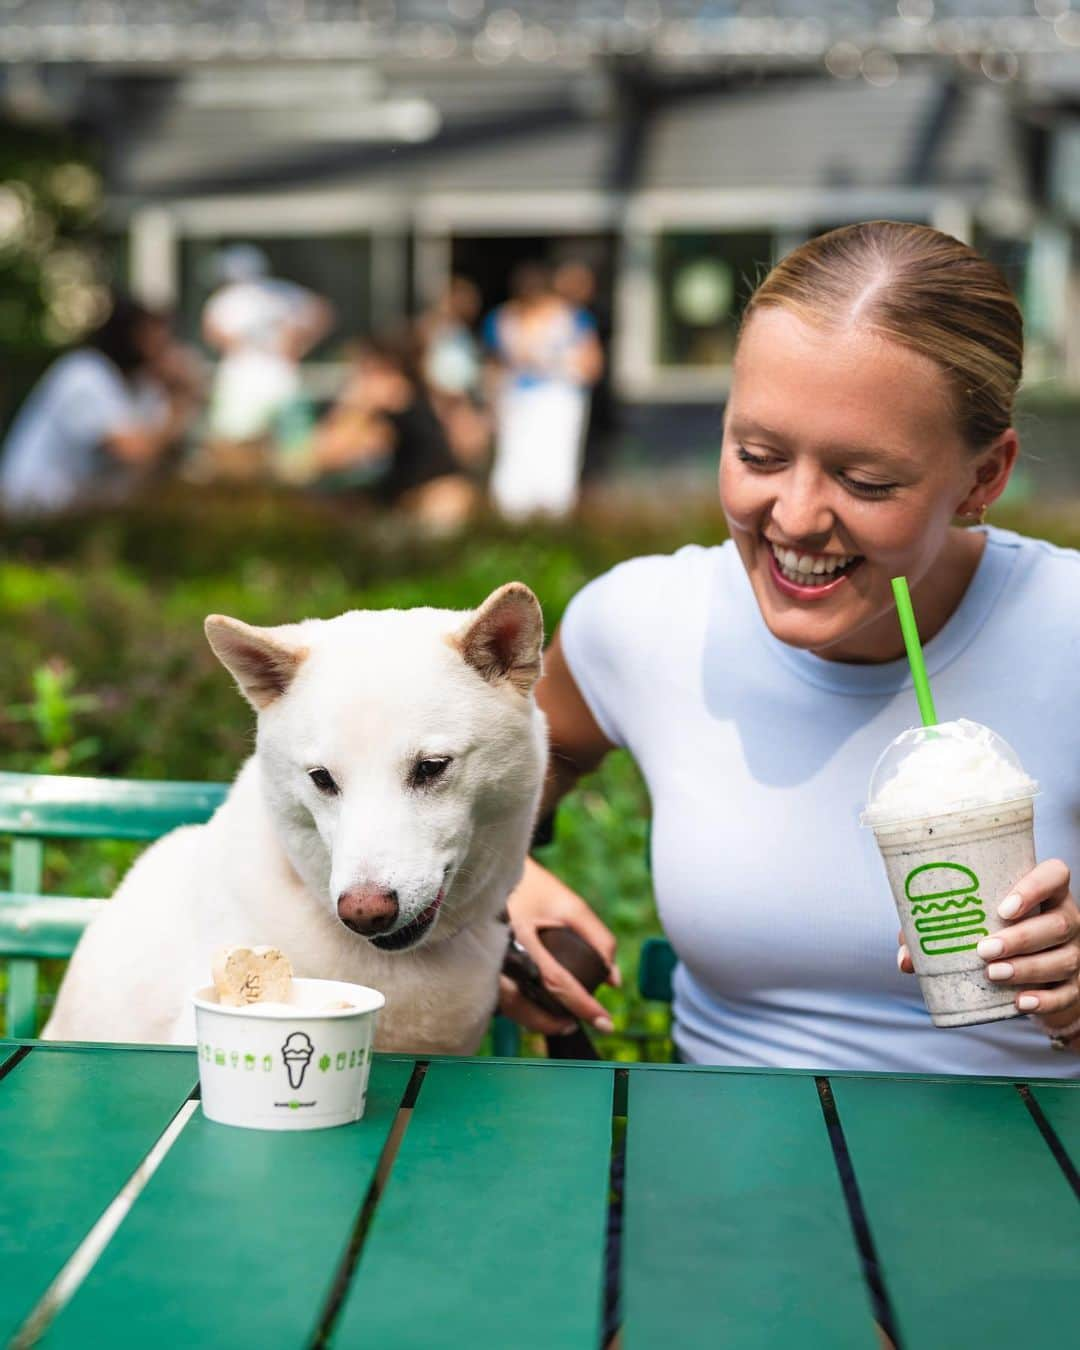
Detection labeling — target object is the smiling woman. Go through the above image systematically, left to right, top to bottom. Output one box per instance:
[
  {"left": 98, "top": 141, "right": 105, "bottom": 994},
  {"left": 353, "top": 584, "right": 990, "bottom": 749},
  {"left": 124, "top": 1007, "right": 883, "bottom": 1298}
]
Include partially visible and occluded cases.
[
  {"left": 502, "top": 220, "right": 1080, "bottom": 1081},
  {"left": 721, "top": 220, "right": 1021, "bottom": 665},
  {"left": 720, "top": 312, "right": 1008, "bottom": 663}
]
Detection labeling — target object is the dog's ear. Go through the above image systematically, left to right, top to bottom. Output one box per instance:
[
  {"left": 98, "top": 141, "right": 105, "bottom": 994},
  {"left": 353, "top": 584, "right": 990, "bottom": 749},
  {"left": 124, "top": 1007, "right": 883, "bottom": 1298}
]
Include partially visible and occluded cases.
[
  {"left": 453, "top": 583, "right": 543, "bottom": 695},
  {"left": 204, "top": 615, "right": 309, "bottom": 710}
]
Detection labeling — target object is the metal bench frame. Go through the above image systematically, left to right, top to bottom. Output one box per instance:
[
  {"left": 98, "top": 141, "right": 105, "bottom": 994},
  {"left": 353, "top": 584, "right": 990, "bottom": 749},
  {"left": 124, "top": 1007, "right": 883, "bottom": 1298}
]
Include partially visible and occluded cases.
[{"left": 0, "top": 772, "right": 229, "bottom": 1037}]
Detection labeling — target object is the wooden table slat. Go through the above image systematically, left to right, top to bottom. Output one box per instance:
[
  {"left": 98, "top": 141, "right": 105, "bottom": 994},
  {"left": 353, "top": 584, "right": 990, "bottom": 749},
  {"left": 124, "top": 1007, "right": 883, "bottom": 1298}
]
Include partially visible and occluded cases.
[
  {"left": 0, "top": 1045, "right": 197, "bottom": 1344},
  {"left": 45, "top": 1057, "right": 416, "bottom": 1349},
  {"left": 334, "top": 1060, "right": 613, "bottom": 1349},
  {"left": 622, "top": 1071, "right": 877, "bottom": 1350},
  {"left": 831, "top": 1077, "right": 1080, "bottom": 1349},
  {"left": 1029, "top": 1082, "right": 1080, "bottom": 1176}
]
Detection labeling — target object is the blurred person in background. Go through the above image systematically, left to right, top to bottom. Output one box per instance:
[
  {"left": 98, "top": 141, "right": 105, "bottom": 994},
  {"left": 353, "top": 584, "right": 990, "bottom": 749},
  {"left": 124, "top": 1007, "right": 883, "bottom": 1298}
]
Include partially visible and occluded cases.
[
  {"left": 200, "top": 243, "right": 334, "bottom": 476},
  {"left": 553, "top": 257, "right": 617, "bottom": 489},
  {"left": 483, "top": 261, "right": 603, "bottom": 521},
  {"left": 415, "top": 275, "right": 492, "bottom": 472},
  {"left": 0, "top": 294, "right": 201, "bottom": 517},
  {"left": 309, "top": 334, "right": 479, "bottom": 531}
]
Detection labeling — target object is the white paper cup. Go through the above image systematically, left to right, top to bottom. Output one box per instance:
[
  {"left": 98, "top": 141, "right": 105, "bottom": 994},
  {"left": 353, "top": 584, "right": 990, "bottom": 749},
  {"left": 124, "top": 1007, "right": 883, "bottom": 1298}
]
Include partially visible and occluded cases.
[
  {"left": 870, "top": 800, "right": 1036, "bottom": 1027},
  {"left": 191, "top": 978, "right": 385, "bottom": 1130}
]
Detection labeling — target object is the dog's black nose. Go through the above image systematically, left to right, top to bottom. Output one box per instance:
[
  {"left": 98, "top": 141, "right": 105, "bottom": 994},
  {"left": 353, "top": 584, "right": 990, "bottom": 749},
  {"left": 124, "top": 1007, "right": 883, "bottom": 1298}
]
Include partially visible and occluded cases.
[{"left": 337, "top": 885, "right": 399, "bottom": 936}]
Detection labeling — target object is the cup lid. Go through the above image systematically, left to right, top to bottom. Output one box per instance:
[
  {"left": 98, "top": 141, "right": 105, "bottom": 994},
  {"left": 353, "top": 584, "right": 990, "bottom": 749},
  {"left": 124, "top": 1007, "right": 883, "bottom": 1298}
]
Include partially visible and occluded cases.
[{"left": 862, "top": 717, "right": 1037, "bottom": 828}]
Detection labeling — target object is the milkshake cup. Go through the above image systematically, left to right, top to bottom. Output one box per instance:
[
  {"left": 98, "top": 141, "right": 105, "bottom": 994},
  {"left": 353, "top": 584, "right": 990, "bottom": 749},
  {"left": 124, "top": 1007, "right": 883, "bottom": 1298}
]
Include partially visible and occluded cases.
[
  {"left": 863, "top": 719, "right": 1039, "bottom": 1027},
  {"left": 191, "top": 978, "right": 385, "bottom": 1130}
]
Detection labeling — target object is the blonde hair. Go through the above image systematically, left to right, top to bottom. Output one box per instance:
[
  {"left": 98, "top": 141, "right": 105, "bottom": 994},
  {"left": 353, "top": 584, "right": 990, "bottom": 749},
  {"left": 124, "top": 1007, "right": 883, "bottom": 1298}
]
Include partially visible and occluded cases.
[{"left": 739, "top": 221, "right": 1023, "bottom": 450}]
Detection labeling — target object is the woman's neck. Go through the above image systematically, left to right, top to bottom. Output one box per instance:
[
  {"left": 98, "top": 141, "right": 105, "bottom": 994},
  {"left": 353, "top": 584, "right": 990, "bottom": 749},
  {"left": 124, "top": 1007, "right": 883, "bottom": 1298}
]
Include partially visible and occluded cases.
[{"left": 816, "top": 528, "right": 987, "bottom": 665}]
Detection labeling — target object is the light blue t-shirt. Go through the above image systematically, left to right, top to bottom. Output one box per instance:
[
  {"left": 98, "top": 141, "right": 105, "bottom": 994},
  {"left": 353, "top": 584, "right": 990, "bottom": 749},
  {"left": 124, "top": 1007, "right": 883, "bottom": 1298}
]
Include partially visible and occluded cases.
[
  {"left": 0, "top": 350, "right": 141, "bottom": 516},
  {"left": 561, "top": 527, "right": 1080, "bottom": 1078}
]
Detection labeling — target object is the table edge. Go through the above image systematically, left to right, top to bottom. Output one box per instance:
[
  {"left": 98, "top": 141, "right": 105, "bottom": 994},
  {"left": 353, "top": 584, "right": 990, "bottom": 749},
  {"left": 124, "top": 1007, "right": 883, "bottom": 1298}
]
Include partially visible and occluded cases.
[{"left": 5, "top": 1038, "right": 1078, "bottom": 1089}]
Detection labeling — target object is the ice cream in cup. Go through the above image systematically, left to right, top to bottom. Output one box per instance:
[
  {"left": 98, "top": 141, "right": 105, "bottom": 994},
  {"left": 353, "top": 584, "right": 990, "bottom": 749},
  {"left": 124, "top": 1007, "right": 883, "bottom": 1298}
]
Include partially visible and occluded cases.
[
  {"left": 863, "top": 718, "right": 1038, "bottom": 1026},
  {"left": 191, "top": 976, "right": 385, "bottom": 1130}
]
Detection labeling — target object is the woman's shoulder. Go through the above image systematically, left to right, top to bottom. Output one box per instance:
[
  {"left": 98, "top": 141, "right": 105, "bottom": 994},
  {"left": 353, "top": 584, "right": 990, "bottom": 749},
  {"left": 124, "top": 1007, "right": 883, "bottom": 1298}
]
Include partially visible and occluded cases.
[
  {"left": 48, "top": 347, "right": 111, "bottom": 378},
  {"left": 39, "top": 348, "right": 124, "bottom": 401},
  {"left": 988, "top": 522, "right": 1080, "bottom": 561},
  {"left": 988, "top": 524, "right": 1080, "bottom": 594},
  {"left": 570, "top": 541, "right": 728, "bottom": 612},
  {"left": 559, "top": 543, "right": 730, "bottom": 659},
  {"left": 558, "top": 544, "right": 730, "bottom": 743}
]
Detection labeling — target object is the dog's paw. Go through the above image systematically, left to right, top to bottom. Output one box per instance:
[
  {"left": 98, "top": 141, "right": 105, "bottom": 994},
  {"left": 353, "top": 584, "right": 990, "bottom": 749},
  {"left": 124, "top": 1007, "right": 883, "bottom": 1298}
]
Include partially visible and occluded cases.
[{"left": 211, "top": 945, "right": 293, "bottom": 1007}]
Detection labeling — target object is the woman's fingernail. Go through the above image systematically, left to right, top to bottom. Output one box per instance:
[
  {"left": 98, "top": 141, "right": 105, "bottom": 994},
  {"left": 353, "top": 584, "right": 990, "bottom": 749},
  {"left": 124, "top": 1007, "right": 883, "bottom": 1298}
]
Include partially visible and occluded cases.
[
  {"left": 998, "top": 894, "right": 1023, "bottom": 920},
  {"left": 977, "top": 938, "right": 1004, "bottom": 960},
  {"left": 896, "top": 946, "right": 908, "bottom": 972},
  {"left": 987, "top": 962, "right": 1014, "bottom": 981},
  {"left": 609, "top": 966, "right": 622, "bottom": 988},
  {"left": 1017, "top": 994, "right": 1040, "bottom": 1012},
  {"left": 594, "top": 1015, "right": 615, "bottom": 1033}
]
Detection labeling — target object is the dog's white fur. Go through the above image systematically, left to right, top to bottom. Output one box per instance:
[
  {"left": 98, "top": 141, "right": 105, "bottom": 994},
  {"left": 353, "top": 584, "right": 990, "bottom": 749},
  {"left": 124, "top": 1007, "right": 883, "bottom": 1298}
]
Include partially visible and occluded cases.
[{"left": 44, "top": 584, "right": 547, "bottom": 1054}]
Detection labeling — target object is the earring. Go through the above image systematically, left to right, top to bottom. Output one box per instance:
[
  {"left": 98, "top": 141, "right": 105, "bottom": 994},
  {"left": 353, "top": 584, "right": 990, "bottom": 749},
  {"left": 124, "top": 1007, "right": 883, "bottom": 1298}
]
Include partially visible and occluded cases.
[{"left": 964, "top": 504, "right": 988, "bottom": 525}]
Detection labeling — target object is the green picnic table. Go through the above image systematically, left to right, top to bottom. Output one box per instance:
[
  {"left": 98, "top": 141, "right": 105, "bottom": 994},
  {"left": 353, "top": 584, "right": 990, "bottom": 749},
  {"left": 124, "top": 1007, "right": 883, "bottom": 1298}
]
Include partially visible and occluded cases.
[{"left": 1, "top": 1042, "right": 1077, "bottom": 1349}]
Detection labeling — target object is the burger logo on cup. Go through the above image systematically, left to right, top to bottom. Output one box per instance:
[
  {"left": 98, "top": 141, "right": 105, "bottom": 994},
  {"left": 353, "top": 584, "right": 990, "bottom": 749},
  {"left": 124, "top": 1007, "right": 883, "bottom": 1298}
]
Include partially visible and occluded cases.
[{"left": 905, "top": 862, "right": 988, "bottom": 956}]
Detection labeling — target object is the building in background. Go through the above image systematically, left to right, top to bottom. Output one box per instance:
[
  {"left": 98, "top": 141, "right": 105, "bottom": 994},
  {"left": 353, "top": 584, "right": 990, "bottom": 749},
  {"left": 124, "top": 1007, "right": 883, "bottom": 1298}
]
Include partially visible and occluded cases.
[{"left": 2, "top": 2, "right": 1080, "bottom": 482}]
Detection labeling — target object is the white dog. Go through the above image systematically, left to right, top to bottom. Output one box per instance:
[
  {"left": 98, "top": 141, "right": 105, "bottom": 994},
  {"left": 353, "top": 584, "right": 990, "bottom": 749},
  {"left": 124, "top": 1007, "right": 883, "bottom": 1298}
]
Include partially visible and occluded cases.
[{"left": 44, "top": 583, "right": 547, "bottom": 1054}]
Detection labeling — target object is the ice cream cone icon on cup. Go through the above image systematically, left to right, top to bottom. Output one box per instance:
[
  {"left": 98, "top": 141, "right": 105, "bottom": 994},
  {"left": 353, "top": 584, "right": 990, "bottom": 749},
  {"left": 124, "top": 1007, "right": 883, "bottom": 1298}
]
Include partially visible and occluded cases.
[{"left": 281, "top": 1031, "right": 315, "bottom": 1089}]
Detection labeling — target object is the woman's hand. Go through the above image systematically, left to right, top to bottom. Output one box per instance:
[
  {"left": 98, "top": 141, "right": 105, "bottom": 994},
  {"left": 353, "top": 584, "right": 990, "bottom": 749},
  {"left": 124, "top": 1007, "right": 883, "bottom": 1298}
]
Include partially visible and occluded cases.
[
  {"left": 501, "top": 857, "right": 620, "bottom": 1036},
  {"left": 898, "top": 858, "right": 1080, "bottom": 1050}
]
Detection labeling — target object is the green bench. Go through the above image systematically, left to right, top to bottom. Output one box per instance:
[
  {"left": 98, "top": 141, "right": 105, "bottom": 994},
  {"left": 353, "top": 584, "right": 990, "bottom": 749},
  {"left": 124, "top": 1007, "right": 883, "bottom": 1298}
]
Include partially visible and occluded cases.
[
  {"left": 0, "top": 770, "right": 675, "bottom": 1047},
  {"left": 0, "top": 771, "right": 229, "bottom": 1038},
  {"left": 637, "top": 933, "right": 676, "bottom": 1003}
]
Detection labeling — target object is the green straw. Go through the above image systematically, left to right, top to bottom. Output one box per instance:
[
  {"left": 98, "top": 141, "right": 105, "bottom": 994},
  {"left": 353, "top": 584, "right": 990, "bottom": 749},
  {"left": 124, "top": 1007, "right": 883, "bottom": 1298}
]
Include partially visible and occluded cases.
[{"left": 891, "top": 576, "right": 938, "bottom": 727}]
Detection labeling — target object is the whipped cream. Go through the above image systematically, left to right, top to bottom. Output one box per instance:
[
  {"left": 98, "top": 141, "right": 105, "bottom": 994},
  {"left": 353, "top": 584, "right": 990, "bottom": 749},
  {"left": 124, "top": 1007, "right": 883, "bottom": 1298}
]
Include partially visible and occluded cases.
[{"left": 864, "top": 718, "right": 1037, "bottom": 826}]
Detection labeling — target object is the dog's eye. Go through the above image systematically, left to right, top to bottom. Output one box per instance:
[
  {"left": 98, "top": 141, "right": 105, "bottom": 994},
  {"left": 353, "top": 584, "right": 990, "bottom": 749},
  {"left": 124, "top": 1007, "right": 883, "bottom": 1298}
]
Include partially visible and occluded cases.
[
  {"left": 411, "top": 757, "right": 451, "bottom": 787},
  {"left": 307, "top": 767, "right": 339, "bottom": 795}
]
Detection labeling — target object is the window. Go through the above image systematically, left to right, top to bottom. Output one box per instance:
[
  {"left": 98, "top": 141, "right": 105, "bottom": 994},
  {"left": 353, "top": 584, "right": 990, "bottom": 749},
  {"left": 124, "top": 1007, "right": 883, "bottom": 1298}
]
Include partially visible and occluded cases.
[{"left": 655, "top": 231, "right": 773, "bottom": 368}]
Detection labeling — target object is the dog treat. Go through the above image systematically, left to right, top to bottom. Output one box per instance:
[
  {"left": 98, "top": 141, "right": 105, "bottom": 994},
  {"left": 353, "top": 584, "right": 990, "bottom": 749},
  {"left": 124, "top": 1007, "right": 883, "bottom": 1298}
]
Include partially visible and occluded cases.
[{"left": 211, "top": 945, "right": 294, "bottom": 1007}]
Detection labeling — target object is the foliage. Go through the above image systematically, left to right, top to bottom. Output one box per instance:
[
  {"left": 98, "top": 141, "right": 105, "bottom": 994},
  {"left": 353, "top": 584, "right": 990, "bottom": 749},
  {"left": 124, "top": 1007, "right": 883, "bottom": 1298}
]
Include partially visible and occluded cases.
[
  {"left": 0, "top": 119, "right": 105, "bottom": 429},
  {"left": 5, "top": 657, "right": 102, "bottom": 773}
]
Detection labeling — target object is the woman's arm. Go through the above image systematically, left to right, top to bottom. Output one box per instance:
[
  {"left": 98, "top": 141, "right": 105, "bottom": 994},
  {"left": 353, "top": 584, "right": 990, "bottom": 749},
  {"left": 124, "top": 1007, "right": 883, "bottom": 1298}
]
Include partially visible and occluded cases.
[
  {"left": 282, "top": 295, "right": 335, "bottom": 362},
  {"left": 567, "top": 326, "right": 604, "bottom": 387},
  {"left": 104, "top": 383, "right": 199, "bottom": 468},
  {"left": 309, "top": 408, "right": 394, "bottom": 474},
  {"left": 500, "top": 629, "right": 622, "bottom": 1033},
  {"left": 537, "top": 630, "right": 613, "bottom": 814}
]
